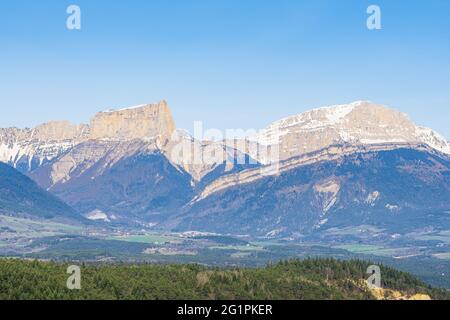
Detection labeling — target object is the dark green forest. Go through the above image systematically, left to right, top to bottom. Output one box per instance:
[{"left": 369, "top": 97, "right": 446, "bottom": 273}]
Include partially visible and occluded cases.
[{"left": 0, "top": 258, "right": 448, "bottom": 300}]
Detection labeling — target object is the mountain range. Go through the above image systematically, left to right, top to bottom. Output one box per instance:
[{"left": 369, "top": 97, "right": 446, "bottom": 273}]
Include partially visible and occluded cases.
[{"left": 1, "top": 100, "right": 450, "bottom": 238}]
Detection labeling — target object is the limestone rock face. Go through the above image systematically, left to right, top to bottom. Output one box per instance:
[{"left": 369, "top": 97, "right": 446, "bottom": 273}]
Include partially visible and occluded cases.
[
  {"left": 1, "top": 99, "right": 450, "bottom": 236},
  {"left": 0, "top": 101, "right": 176, "bottom": 172},
  {"left": 90, "top": 101, "right": 176, "bottom": 142},
  {"left": 248, "top": 101, "right": 450, "bottom": 163},
  {"left": 0, "top": 121, "right": 89, "bottom": 145},
  {"left": 32, "top": 121, "right": 89, "bottom": 142},
  {"left": 30, "top": 139, "right": 161, "bottom": 189},
  {"left": 178, "top": 147, "right": 450, "bottom": 237}
]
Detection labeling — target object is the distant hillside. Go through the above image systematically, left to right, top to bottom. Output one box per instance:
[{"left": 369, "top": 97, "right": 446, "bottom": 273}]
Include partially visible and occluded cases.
[
  {"left": 178, "top": 147, "right": 450, "bottom": 236},
  {"left": 0, "top": 162, "right": 80, "bottom": 221},
  {"left": 0, "top": 258, "right": 448, "bottom": 300}
]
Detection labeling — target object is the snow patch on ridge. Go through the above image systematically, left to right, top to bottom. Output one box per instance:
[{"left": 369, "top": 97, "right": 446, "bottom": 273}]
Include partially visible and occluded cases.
[
  {"left": 252, "top": 100, "right": 450, "bottom": 157},
  {"left": 270, "top": 100, "right": 363, "bottom": 130},
  {"left": 253, "top": 101, "right": 365, "bottom": 145},
  {"left": 101, "top": 104, "right": 148, "bottom": 113},
  {"left": 0, "top": 141, "right": 74, "bottom": 171}
]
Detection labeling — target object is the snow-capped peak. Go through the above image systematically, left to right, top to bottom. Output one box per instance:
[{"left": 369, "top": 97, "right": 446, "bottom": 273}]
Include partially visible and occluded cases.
[
  {"left": 251, "top": 101, "right": 450, "bottom": 160},
  {"left": 253, "top": 101, "right": 368, "bottom": 146},
  {"left": 263, "top": 101, "right": 365, "bottom": 133}
]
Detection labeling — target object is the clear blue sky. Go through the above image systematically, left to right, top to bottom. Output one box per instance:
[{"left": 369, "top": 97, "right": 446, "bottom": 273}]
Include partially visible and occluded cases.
[{"left": 1, "top": 0, "right": 449, "bottom": 137}]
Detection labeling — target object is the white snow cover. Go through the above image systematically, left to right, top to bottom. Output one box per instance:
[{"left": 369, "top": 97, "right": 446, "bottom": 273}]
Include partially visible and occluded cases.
[
  {"left": 1, "top": 101, "right": 450, "bottom": 176},
  {"left": 252, "top": 101, "right": 450, "bottom": 156},
  {"left": 253, "top": 101, "right": 364, "bottom": 145},
  {"left": 270, "top": 101, "right": 362, "bottom": 130},
  {"left": 101, "top": 104, "right": 148, "bottom": 113},
  {"left": 0, "top": 141, "right": 74, "bottom": 170},
  {"left": 86, "top": 209, "right": 111, "bottom": 222}
]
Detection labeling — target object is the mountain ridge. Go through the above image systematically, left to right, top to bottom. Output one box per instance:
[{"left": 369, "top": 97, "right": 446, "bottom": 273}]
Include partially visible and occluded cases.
[
  {"left": 1, "top": 100, "right": 450, "bottom": 235},
  {"left": 1, "top": 100, "right": 449, "bottom": 168},
  {"left": 246, "top": 101, "right": 450, "bottom": 163},
  {"left": 0, "top": 162, "right": 81, "bottom": 221}
]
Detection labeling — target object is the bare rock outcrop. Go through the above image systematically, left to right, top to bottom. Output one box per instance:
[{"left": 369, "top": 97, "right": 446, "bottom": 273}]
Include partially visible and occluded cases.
[
  {"left": 90, "top": 101, "right": 176, "bottom": 142},
  {"left": 245, "top": 101, "right": 450, "bottom": 163}
]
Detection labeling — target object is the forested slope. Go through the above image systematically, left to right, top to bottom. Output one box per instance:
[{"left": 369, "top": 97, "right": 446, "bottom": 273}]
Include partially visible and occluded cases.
[{"left": 0, "top": 258, "right": 448, "bottom": 300}]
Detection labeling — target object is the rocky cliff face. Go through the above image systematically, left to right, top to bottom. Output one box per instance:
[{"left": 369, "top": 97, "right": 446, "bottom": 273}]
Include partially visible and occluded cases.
[
  {"left": 1, "top": 100, "right": 450, "bottom": 233},
  {"left": 3, "top": 100, "right": 448, "bottom": 177},
  {"left": 0, "top": 101, "right": 177, "bottom": 173},
  {"left": 5, "top": 101, "right": 244, "bottom": 222},
  {"left": 90, "top": 101, "right": 176, "bottom": 142},
  {"left": 0, "top": 121, "right": 89, "bottom": 172},
  {"left": 0, "top": 121, "right": 89, "bottom": 144},
  {"left": 34, "top": 147, "right": 195, "bottom": 223},
  {"left": 175, "top": 147, "right": 450, "bottom": 237}
]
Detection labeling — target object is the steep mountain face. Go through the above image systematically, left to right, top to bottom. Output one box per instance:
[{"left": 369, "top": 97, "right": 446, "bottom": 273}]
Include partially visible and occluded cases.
[
  {"left": 1, "top": 100, "right": 449, "bottom": 234},
  {"left": 0, "top": 101, "right": 176, "bottom": 173},
  {"left": 6, "top": 101, "right": 250, "bottom": 221},
  {"left": 90, "top": 101, "right": 176, "bottom": 142},
  {"left": 243, "top": 101, "right": 450, "bottom": 164},
  {"left": 168, "top": 102, "right": 450, "bottom": 236},
  {"left": 0, "top": 121, "right": 89, "bottom": 172},
  {"left": 31, "top": 141, "right": 195, "bottom": 223},
  {"left": 174, "top": 146, "right": 450, "bottom": 237},
  {"left": 0, "top": 162, "right": 79, "bottom": 221}
]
